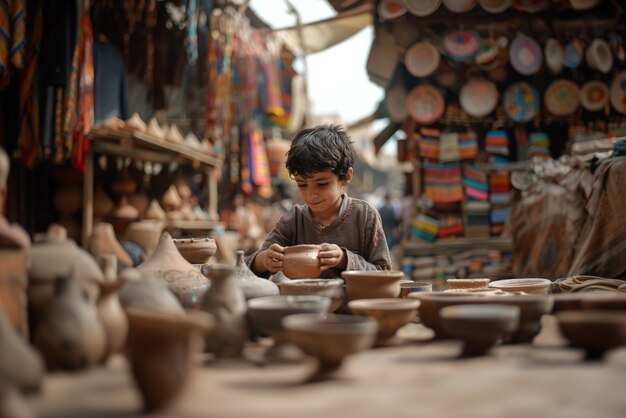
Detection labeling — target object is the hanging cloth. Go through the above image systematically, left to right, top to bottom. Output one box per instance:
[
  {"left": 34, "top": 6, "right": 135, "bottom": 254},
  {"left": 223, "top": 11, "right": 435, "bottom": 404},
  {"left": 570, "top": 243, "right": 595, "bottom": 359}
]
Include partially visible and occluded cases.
[
  {"left": 9, "top": 0, "right": 24, "bottom": 69},
  {"left": 0, "top": 2, "right": 8, "bottom": 77},
  {"left": 72, "top": 13, "right": 94, "bottom": 172},
  {"left": 249, "top": 127, "right": 270, "bottom": 187}
]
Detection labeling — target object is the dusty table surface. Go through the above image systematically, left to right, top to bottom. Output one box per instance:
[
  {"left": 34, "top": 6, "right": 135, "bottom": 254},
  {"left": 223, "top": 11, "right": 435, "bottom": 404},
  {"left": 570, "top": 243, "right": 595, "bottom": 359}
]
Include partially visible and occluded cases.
[{"left": 30, "top": 316, "right": 626, "bottom": 418}]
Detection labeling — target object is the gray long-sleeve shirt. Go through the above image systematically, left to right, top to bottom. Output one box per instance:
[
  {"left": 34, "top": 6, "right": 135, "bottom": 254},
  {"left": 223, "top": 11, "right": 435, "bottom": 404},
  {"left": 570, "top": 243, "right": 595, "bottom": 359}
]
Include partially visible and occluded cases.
[{"left": 246, "top": 194, "right": 392, "bottom": 278}]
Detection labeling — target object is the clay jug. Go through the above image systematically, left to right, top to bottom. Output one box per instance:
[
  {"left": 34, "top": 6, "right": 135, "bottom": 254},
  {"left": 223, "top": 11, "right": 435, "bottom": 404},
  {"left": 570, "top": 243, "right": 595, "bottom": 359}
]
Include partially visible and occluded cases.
[
  {"left": 136, "top": 232, "right": 210, "bottom": 308},
  {"left": 0, "top": 249, "right": 29, "bottom": 338},
  {"left": 234, "top": 250, "right": 279, "bottom": 300},
  {"left": 202, "top": 264, "right": 248, "bottom": 358},
  {"left": 33, "top": 274, "right": 106, "bottom": 370},
  {"left": 119, "top": 279, "right": 184, "bottom": 314},
  {"left": 98, "top": 281, "right": 128, "bottom": 362},
  {"left": 126, "top": 307, "right": 213, "bottom": 412},
  {"left": 0, "top": 310, "right": 44, "bottom": 391}
]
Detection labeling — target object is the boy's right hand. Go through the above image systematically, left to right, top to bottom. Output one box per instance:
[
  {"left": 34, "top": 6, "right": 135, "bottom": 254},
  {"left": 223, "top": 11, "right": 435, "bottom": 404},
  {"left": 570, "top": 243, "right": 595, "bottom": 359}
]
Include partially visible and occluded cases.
[{"left": 262, "top": 243, "right": 285, "bottom": 273}]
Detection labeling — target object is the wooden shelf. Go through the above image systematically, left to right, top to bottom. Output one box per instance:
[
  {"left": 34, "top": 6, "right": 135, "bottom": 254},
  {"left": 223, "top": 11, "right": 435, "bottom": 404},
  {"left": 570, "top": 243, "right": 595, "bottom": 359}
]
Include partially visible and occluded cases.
[{"left": 402, "top": 237, "right": 512, "bottom": 257}]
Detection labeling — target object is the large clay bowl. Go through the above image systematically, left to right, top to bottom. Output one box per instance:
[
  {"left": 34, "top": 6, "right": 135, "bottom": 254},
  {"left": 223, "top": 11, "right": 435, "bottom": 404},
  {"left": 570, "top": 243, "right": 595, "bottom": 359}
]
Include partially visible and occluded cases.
[
  {"left": 173, "top": 237, "right": 217, "bottom": 264},
  {"left": 282, "top": 245, "right": 321, "bottom": 279},
  {"left": 341, "top": 270, "right": 404, "bottom": 301},
  {"left": 447, "top": 278, "right": 490, "bottom": 290},
  {"left": 488, "top": 278, "right": 551, "bottom": 294},
  {"left": 277, "top": 279, "right": 345, "bottom": 312},
  {"left": 399, "top": 281, "right": 432, "bottom": 298},
  {"left": 408, "top": 292, "right": 483, "bottom": 338},
  {"left": 580, "top": 293, "right": 626, "bottom": 311},
  {"left": 247, "top": 295, "right": 331, "bottom": 340},
  {"left": 489, "top": 295, "right": 554, "bottom": 344},
  {"left": 348, "top": 298, "right": 420, "bottom": 345},
  {"left": 440, "top": 304, "right": 520, "bottom": 357},
  {"left": 556, "top": 311, "right": 626, "bottom": 360},
  {"left": 282, "top": 313, "right": 378, "bottom": 381}
]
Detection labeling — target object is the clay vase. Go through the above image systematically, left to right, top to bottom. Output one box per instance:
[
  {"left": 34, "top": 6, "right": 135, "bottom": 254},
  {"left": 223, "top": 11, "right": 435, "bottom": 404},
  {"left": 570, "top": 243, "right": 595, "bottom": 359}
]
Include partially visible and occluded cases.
[
  {"left": 161, "top": 185, "right": 183, "bottom": 211},
  {"left": 93, "top": 186, "right": 114, "bottom": 218},
  {"left": 144, "top": 199, "right": 167, "bottom": 221},
  {"left": 123, "top": 220, "right": 164, "bottom": 258},
  {"left": 88, "top": 222, "right": 134, "bottom": 267},
  {"left": 28, "top": 225, "right": 103, "bottom": 330},
  {"left": 136, "top": 232, "right": 210, "bottom": 308},
  {"left": 173, "top": 237, "right": 217, "bottom": 264},
  {"left": 282, "top": 245, "right": 321, "bottom": 279},
  {"left": 0, "top": 249, "right": 29, "bottom": 338},
  {"left": 234, "top": 250, "right": 279, "bottom": 300},
  {"left": 202, "top": 264, "right": 248, "bottom": 358},
  {"left": 33, "top": 274, "right": 106, "bottom": 370},
  {"left": 119, "top": 279, "right": 184, "bottom": 314},
  {"left": 98, "top": 281, "right": 128, "bottom": 362},
  {"left": 126, "top": 306, "right": 213, "bottom": 412},
  {"left": 0, "top": 310, "right": 44, "bottom": 392}
]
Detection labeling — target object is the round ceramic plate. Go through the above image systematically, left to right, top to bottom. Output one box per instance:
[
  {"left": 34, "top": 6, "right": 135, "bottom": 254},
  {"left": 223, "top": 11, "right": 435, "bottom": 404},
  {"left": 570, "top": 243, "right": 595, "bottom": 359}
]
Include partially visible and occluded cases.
[
  {"left": 378, "top": 0, "right": 407, "bottom": 20},
  {"left": 405, "top": 0, "right": 442, "bottom": 16},
  {"left": 443, "top": 0, "right": 477, "bottom": 13},
  {"left": 479, "top": 0, "right": 512, "bottom": 13},
  {"left": 443, "top": 30, "right": 481, "bottom": 62},
  {"left": 509, "top": 33, "right": 543, "bottom": 75},
  {"left": 545, "top": 38, "right": 564, "bottom": 74},
  {"left": 585, "top": 38, "right": 613, "bottom": 74},
  {"left": 564, "top": 40, "right": 583, "bottom": 69},
  {"left": 405, "top": 41, "right": 441, "bottom": 77},
  {"left": 610, "top": 70, "right": 626, "bottom": 115},
  {"left": 460, "top": 78, "right": 499, "bottom": 117},
  {"left": 545, "top": 79, "right": 580, "bottom": 116},
  {"left": 580, "top": 80, "right": 609, "bottom": 112},
  {"left": 503, "top": 81, "right": 539, "bottom": 123},
  {"left": 385, "top": 82, "right": 409, "bottom": 122},
  {"left": 406, "top": 84, "right": 445, "bottom": 124}
]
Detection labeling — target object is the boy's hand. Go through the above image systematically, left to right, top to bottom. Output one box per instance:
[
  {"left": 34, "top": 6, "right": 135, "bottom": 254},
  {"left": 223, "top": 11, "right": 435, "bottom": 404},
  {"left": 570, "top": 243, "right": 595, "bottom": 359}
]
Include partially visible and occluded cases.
[
  {"left": 262, "top": 243, "right": 285, "bottom": 273},
  {"left": 318, "top": 243, "right": 347, "bottom": 271}
]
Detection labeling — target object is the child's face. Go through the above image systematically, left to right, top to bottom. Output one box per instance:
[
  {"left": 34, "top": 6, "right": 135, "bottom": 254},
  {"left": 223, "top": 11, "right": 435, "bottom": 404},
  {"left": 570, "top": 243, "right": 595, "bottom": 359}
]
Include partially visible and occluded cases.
[{"left": 294, "top": 168, "right": 352, "bottom": 219}]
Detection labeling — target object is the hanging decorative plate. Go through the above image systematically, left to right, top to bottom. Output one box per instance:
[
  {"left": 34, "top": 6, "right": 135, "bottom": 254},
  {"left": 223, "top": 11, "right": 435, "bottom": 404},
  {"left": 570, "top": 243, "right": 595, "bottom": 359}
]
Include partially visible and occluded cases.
[
  {"left": 378, "top": 0, "right": 407, "bottom": 20},
  {"left": 405, "top": 0, "right": 442, "bottom": 16},
  {"left": 443, "top": 0, "right": 477, "bottom": 13},
  {"left": 478, "top": 0, "right": 512, "bottom": 13},
  {"left": 443, "top": 30, "right": 481, "bottom": 62},
  {"left": 509, "top": 33, "right": 543, "bottom": 75},
  {"left": 475, "top": 38, "right": 499, "bottom": 66},
  {"left": 545, "top": 38, "right": 564, "bottom": 74},
  {"left": 585, "top": 38, "right": 613, "bottom": 74},
  {"left": 564, "top": 40, "right": 583, "bottom": 69},
  {"left": 405, "top": 41, "right": 441, "bottom": 77},
  {"left": 610, "top": 70, "right": 626, "bottom": 115},
  {"left": 460, "top": 78, "right": 499, "bottom": 117},
  {"left": 544, "top": 79, "right": 580, "bottom": 117},
  {"left": 580, "top": 80, "right": 609, "bottom": 112},
  {"left": 503, "top": 81, "right": 539, "bottom": 123},
  {"left": 385, "top": 82, "right": 409, "bottom": 122},
  {"left": 406, "top": 84, "right": 445, "bottom": 124}
]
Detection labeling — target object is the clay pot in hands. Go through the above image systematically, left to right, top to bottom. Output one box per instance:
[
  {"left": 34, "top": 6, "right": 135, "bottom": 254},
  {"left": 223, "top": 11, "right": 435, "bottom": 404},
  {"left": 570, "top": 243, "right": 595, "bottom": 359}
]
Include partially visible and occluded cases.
[
  {"left": 88, "top": 222, "right": 133, "bottom": 267},
  {"left": 136, "top": 232, "right": 210, "bottom": 308},
  {"left": 173, "top": 237, "right": 217, "bottom": 264},
  {"left": 282, "top": 245, "right": 321, "bottom": 279},
  {"left": 234, "top": 250, "right": 279, "bottom": 300},
  {"left": 202, "top": 264, "right": 248, "bottom": 358},
  {"left": 33, "top": 274, "right": 106, "bottom": 370},
  {"left": 98, "top": 281, "right": 128, "bottom": 362},
  {"left": 126, "top": 307, "right": 213, "bottom": 412},
  {"left": 0, "top": 310, "right": 44, "bottom": 392}
]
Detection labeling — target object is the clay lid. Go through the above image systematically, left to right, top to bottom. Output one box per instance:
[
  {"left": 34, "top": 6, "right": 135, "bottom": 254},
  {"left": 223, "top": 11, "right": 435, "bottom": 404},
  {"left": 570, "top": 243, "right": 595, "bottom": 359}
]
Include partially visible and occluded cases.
[
  {"left": 125, "top": 113, "right": 147, "bottom": 132},
  {"left": 146, "top": 117, "right": 165, "bottom": 140},
  {"left": 165, "top": 125, "right": 184, "bottom": 144},
  {"left": 161, "top": 185, "right": 182, "bottom": 211},
  {"left": 112, "top": 195, "right": 140, "bottom": 219},
  {"left": 144, "top": 199, "right": 166, "bottom": 221}
]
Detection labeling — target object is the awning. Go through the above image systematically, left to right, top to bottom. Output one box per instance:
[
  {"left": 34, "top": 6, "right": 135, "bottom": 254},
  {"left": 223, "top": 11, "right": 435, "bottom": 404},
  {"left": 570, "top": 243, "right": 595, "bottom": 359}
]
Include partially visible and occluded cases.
[{"left": 274, "top": 10, "right": 372, "bottom": 55}]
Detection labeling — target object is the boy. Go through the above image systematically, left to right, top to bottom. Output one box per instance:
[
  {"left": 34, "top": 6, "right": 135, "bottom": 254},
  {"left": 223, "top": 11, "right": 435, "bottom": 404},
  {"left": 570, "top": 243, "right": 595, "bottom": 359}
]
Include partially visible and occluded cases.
[{"left": 246, "top": 125, "right": 392, "bottom": 278}]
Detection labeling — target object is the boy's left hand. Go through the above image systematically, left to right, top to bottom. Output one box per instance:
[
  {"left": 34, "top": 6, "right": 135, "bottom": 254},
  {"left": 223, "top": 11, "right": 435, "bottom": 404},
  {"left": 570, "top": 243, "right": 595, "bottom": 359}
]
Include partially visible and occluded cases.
[{"left": 318, "top": 243, "right": 347, "bottom": 271}]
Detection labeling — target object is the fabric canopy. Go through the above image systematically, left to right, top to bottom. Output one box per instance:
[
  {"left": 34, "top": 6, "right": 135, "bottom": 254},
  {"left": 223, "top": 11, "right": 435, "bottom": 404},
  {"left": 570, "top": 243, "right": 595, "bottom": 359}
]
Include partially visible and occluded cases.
[{"left": 274, "top": 11, "right": 371, "bottom": 55}]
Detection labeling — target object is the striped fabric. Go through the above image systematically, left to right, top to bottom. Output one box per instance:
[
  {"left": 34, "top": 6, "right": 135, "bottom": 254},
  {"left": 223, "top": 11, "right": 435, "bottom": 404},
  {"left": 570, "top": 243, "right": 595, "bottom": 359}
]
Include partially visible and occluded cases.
[
  {"left": 9, "top": 0, "right": 23, "bottom": 68},
  {"left": 0, "top": 1, "right": 10, "bottom": 76},
  {"left": 459, "top": 130, "right": 478, "bottom": 160},
  {"left": 485, "top": 130, "right": 510, "bottom": 156},
  {"left": 439, "top": 132, "right": 460, "bottom": 163},
  {"left": 424, "top": 162, "right": 463, "bottom": 203}
]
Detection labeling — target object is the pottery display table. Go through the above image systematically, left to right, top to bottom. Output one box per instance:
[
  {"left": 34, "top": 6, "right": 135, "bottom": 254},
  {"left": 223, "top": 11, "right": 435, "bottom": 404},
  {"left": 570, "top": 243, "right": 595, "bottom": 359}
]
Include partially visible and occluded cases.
[{"left": 31, "top": 316, "right": 626, "bottom": 418}]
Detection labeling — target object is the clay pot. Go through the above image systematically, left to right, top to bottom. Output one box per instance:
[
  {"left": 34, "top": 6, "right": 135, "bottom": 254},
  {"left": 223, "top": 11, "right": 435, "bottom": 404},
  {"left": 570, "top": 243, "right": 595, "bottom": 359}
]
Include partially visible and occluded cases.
[
  {"left": 124, "top": 113, "right": 147, "bottom": 132},
  {"left": 146, "top": 117, "right": 165, "bottom": 140},
  {"left": 165, "top": 125, "right": 184, "bottom": 145},
  {"left": 161, "top": 185, "right": 183, "bottom": 211},
  {"left": 93, "top": 186, "right": 114, "bottom": 218},
  {"left": 128, "top": 190, "right": 149, "bottom": 217},
  {"left": 108, "top": 196, "right": 140, "bottom": 236},
  {"left": 144, "top": 199, "right": 167, "bottom": 221},
  {"left": 123, "top": 220, "right": 164, "bottom": 258},
  {"left": 88, "top": 222, "right": 133, "bottom": 267},
  {"left": 136, "top": 232, "right": 210, "bottom": 308},
  {"left": 173, "top": 237, "right": 217, "bottom": 264},
  {"left": 282, "top": 245, "right": 321, "bottom": 279},
  {"left": 0, "top": 249, "right": 29, "bottom": 337},
  {"left": 234, "top": 250, "right": 279, "bottom": 300},
  {"left": 202, "top": 264, "right": 248, "bottom": 358},
  {"left": 341, "top": 270, "right": 403, "bottom": 301},
  {"left": 33, "top": 274, "right": 106, "bottom": 370},
  {"left": 277, "top": 278, "right": 345, "bottom": 312},
  {"left": 447, "top": 278, "right": 491, "bottom": 290},
  {"left": 119, "top": 279, "right": 184, "bottom": 314},
  {"left": 98, "top": 281, "right": 128, "bottom": 362},
  {"left": 409, "top": 292, "right": 482, "bottom": 339},
  {"left": 552, "top": 292, "right": 587, "bottom": 313},
  {"left": 490, "top": 295, "right": 554, "bottom": 344},
  {"left": 348, "top": 298, "right": 420, "bottom": 345},
  {"left": 126, "top": 307, "right": 213, "bottom": 412},
  {"left": 0, "top": 309, "right": 44, "bottom": 391},
  {"left": 556, "top": 311, "right": 626, "bottom": 360}
]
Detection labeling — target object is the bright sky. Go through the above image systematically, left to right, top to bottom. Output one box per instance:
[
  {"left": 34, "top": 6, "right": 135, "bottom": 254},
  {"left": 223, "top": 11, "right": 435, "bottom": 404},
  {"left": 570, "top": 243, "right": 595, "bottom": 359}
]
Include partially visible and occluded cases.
[{"left": 248, "top": 0, "right": 384, "bottom": 125}]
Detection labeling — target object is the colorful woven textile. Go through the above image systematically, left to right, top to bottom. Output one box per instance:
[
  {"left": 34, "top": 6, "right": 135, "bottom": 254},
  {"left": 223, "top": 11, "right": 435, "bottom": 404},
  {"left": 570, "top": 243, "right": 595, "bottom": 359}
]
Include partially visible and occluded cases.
[
  {"left": 417, "top": 128, "right": 440, "bottom": 160},
  {"left": 459, "top": 130, "right": 478, "bottom": 160},
  {"left": 485, "top": 130, "right": 510, "bottom": 156},
  {"left": 439, "top": 132, "right": 460, "bottom": 163},
  {"left": 529, "top": 132, "right": 551, "bottom": 158},
  {"left": 423, "top": 162, "right": 463, "bottom": 203},
  {"left": 463, "top": 165, "right": 488, "bottom": 201},
  {"left": 438, "top": 213, "right": 464, "bottom": 237},
  {"left": 411, "top": 214, "right": 439, "bottom": 242}
]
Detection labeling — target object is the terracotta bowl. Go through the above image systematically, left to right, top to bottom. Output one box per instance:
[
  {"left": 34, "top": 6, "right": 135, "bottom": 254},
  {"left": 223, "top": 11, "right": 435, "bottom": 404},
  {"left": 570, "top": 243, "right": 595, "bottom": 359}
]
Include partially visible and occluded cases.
[
  {"left": 173, "top": 237, "right": 217, "bottom": 264},
  {"left": 282, "top": 245, "right": 321, "bottom": 279},
  {"left": 341, "top": 270, "right": 404, "bottom": 301},
  {"left": 447, "top": 278, "right": 491, "bottom": 289},
  {"left": 488, "top": 278, "right": 551, "bottom": 294},
  {"left": 276, "top": 279, "right": 345, "bottom": 312},
  {"left": 399, "top": 281, "right": 432, "bottom": 298},
  {"left": 408, "top": 292, "right": 483, "bottom": 338},
  {"left": 552, "top": 292, "right": 588, "bottom": 313},
  {"left": 580, "top": 293, "right": 626, "bottom": 311},
  {"left": 489, "top": 295, "right": 554, "bottom": 343},
  {"left": 348, "top": 298, "right": 420, "bottom": 345},
  {"left": 440, "top": 304, "right": 520, "bottom": 357},
  {"left": 556, "top": 311, "right": 626, "bottom": 360},
  {"left": 282, "top": 313, "right": 378, "bottom": 381}
]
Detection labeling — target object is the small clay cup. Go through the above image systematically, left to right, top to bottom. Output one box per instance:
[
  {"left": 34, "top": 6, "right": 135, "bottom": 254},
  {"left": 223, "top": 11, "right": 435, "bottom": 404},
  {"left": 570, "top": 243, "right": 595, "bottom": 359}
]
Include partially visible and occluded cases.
[
  {"left": 173, "top": 237, "right": 217, "bottom": 264},
  {"left": 282, "top": 245, "right": 321, "bottom": 279}
]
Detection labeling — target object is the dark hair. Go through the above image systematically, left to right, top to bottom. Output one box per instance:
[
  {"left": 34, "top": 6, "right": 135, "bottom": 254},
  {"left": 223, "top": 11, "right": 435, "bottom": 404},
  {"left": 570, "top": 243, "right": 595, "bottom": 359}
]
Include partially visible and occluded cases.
[{"left": 286, "top": 124, "right": 355, "bottom": 180}]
